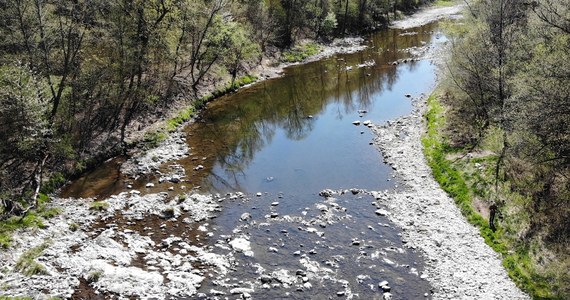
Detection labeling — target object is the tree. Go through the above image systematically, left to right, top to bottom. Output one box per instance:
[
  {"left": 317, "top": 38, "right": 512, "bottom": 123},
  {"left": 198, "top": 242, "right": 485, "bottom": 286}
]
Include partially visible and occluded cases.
[
  {"left": 220, "top": 21, "right": 261, "bottom": 85},
  {"left": 0, "top": 64, "right": 53, "bottom": 216}
]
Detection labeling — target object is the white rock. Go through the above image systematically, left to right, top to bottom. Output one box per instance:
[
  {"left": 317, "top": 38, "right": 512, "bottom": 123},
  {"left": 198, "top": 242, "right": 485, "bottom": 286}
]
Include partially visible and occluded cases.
[
  {"left": 375, "top": 209, "right": 390, "bottom": 216},
  {"left": 229, "top": 238, "right": 253, "bottom": 257}
]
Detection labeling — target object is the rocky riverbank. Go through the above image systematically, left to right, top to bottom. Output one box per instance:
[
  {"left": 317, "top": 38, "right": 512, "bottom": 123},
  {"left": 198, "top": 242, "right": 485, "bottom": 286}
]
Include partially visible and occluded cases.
[{"left": 369, "top": 93, "right": 529, "bottom": 299}]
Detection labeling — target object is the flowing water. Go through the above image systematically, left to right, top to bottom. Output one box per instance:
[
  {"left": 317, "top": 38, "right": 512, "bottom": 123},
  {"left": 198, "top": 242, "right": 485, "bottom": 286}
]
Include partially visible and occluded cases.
[{"left": 63, "top": 22, "right": 446, "bottom": 299}]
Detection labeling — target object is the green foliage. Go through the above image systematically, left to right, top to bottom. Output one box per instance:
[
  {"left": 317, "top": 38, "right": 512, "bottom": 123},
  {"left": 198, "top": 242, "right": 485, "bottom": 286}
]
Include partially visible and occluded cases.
[
  {"left": 433, "top": 0, "right": 457, "bottom": 7},
  {"left": 321, "top": 11, "right": 338, "bottom": 40},
  {"left": 282, "top": 43, "right": 321, "bottom": 63},
  {"left": 210, "top": 75, "right": 259, "bottom": 99},
  {"left": 424, "top": 93, "right": 564, "bottom": 299},
  {"left": 165, "top": 107, "right": 196, "bottom": 133},
  {"left": 142, "top": 131, "right": 168, "bottom": 149},
  {"left": 40, "top": 173, "right": 66, "bottom": 195},
  {"left": 89, "top": 201, "right": 109, "bottom": 211},
  {"left": 39, "top": 207, "right": 61, "bottom": 219},
  {"left": 0, "top": 212, "right": 47, "bottom": 248},
  {"left": 68, "top": 223, "right": 80, "bottom": 232},
  {"left": 0, "top": 234, "right": 11, "bottom": 249},
  {"left": 15, "top": 242, "right": 50, "bottom": 276},
  {"left": 86, "top": 270, "right": 103, "bottom": 283}
]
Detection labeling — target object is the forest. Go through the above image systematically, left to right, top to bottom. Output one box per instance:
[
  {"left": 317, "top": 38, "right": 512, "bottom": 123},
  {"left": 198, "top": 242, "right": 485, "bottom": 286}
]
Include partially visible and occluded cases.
[
  {"left": 0, "top": 0, "right": 433, "bottom": 216},
  {"left": 434, "top": 0, "right": 569, "bottom": 297}
]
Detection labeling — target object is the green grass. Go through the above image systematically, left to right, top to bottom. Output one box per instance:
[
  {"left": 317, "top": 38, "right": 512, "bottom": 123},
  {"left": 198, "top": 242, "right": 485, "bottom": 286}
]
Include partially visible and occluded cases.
[
  {"left": 433, "top": 0, "right": 458, "bottom": 6},
  {"left": 282, "top": 43, "right": 321, "bottom": 63},
  {"left": 210, "top": 74, "right": 258, "bottom": 99},
  {"left": 422, "top": 93, "right": 561, "bottom": 299},
  {"left": 164, "top": 107, "right": 195, "bottom": 133},
  {"left": 142, "top": 131, "right": 168, "bottom": 149},
  {"left": 0, "top": 194, "right": 60, "bottom": 249},
  {"left": 89, "top": 201, "right": 109, "bottom": 211},
  {"left": 0, "top": 212, "right": 48, "bottom": 249},
  {"left": 15, "top": 242, "right": 50, "bottom": 276},
  {"left": 86, "top": 270, "right": 103, "bottom": 283}
]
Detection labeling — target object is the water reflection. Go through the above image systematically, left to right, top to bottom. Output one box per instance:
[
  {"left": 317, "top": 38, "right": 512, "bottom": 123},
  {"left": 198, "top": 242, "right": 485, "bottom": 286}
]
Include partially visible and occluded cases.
[
  {"left": 60, "top": 23, "right": 442, "bottom": 199},
  {"left": 186, "top": 23, "right": 441, "bottom": 195}
]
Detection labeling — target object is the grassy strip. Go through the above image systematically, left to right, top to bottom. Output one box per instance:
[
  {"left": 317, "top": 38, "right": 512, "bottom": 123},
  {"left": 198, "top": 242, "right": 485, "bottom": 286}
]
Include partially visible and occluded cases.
[
  {"left": 433, "top": 0, "right": 458, "bottom": 7},
  {"left": 282, "top": 43, "right": 321, "bottom": 63},
  {"left": 422, "top": 93, "right": 558, "bottom": 299}
]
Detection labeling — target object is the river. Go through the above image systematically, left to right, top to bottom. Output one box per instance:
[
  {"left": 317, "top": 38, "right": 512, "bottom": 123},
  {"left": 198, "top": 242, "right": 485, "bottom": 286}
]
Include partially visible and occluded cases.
[{"left": 61, "top": 22, "right": 445, "bottom": 299}]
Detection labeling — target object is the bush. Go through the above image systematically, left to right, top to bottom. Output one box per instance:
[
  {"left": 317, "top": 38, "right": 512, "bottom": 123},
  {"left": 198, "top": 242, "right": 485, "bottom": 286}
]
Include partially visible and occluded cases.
[{"left": 282, "top": 43, "right": 321, "bottom": 63}]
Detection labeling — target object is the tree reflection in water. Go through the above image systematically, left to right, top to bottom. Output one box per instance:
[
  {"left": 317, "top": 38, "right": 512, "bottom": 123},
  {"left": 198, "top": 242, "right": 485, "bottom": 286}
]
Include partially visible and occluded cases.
[{"left": 183, "top": 23, "right": 440, "bottom": 193}]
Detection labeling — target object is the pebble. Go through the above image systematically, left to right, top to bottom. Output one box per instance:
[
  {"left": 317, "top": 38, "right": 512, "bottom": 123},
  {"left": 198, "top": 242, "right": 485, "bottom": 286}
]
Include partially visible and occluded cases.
[
  {"left": 375, "top": 209, "right": 389, "bottom": 216},
  {"left": 240, "top": 213, "right": 252, "bottom": 221},
  {"left": 260, "top": 275, "right": 272, "bottom": 284}
]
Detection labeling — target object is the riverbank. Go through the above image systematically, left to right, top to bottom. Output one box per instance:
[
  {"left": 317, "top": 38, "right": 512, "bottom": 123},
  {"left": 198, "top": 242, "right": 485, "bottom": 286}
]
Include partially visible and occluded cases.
[
  {"left": 367, "top": 2, "right": 528, "bottom": 298},
  {"left": 0, "top": 3, "right": 489, "bottom": 299},
  {"left": 370, "top": 93, "right": 529, "bottom": 299}
]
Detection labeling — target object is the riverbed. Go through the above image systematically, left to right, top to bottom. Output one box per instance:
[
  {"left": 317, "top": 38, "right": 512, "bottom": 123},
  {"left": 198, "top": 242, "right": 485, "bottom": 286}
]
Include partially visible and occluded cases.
[{"left": 0, "top": 4, "right": 527, "bottom": 300}]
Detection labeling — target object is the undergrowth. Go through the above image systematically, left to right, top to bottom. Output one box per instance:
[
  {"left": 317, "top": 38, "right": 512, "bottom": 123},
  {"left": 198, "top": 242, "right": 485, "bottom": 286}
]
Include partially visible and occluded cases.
[
  {"left": 433, "top": 0, "right": 457, "bottom": 7},
  {"left": 282, "top": 43, "right": 321, "bottom": 63},
  {"left": 422, "top": 93, "right": 562, "bottom": 299},
  {"left": 0, "top": 194, "right": 59, "bottom": 249},
  {"left": 88, "top": 201, "right": 109, "bottom": 211},
  {"left": 14, "top": 242, "right": 50, "bottom": 276}
]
